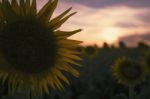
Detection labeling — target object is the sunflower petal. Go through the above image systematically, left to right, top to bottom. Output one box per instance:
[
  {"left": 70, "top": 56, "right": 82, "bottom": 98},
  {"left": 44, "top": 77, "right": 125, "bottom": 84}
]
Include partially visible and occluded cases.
[
  {"left": 1, "top": 0, "right": 17, "bottom": 22},
  {"left": 11, "top": 0, "right": 19, "bottom": 14},
  {"left": 19, "top": 0, "right": 25, "bottom": 15},
  {"left": 25, "top": 0, "right": 31, "bottom": 14},
  {"left": 30, "top": 0, "right": 37, "bottom": 15},
  {"left": 37, "top": 0, "right": 52, "bottom": 19},
  {"left": 38, "top": 0, "right": 58, "bottom": 22},
  {"left": 49, "top": 7, "right": 72, "bottom": 25},
  {"left": 52, "top": 12, "right": 77, "bottom": 29},
  {"left": 55, "top": 29, "right": 82, "bottom": 38},
  {"left": 59, "top": 39, "right": 82, "bottom": 47},
  {"left": 59, "top": 48, "right": 80, "bottom": 55},
  {"left": 62, "top": 53, "right": 82, "bottom": 60},
  {"left": 63, "top": 57, "right": 81, "bottom": 66},
  {"left": 56, "top": 63, "right": 80, "bottom": 77},
  {"left": 66, "top": 65, "right": 80, "bottom": 77},
  {"left": 55, "top": 70, "right": 70, "bottom": 85},
  {"left": 51, "top": 74, "right": 64, "bottom": 90},
  {"left": 47, "top": 76, "right": 56, "bottom": 89},
  {"left": 55, "top": 77, "right": 64, "bottom": 90},
  {"left": 42, "top": 81, "right": 49, "bottom": 94}
]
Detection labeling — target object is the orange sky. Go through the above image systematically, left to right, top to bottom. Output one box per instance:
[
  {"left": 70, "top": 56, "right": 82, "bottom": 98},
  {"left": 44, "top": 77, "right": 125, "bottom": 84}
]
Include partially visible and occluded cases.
[{"left": 38, "top": 0, "right": 150, "bottom": 47}]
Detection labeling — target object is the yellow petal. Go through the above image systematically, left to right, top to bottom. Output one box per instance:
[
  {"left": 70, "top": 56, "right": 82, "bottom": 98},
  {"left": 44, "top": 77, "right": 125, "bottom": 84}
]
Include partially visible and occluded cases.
[
  {"left": 1, "top": 0, "right": 17, "bottom": 22},
  {"left": 11, "top": 0, "right": 19, "bottom": 14},
  {"left": 19, "top": 0, "right": 26, "bottom": 16},
  {"left": 25, "top": 0, "right": 30, "bottom": 14},
  {"left": 30, "top": 0, "right": 37, "bottom": 15},
  {"left": 37, "top": 0, "right": 52, "bottom": 19},
  {"left": 38, "top": 0, "right": 58, "bottom": 22},
  {"left": 49, "top": 7, "right": 72, "bottom": 25},
  {"left": 51, "top": 12, "right": 77, "bottom": 29},
  {"left": 55, "top": 29, "right": 82, "bottom": 38},
  {"left": 59, "top": 39, "right": 82, "bottom": 46},
  {"left": 59, "top": 48, "right": 80, "bottom": 55},
  {"left": 62, "top": 57, "right": 81, "bottom": 66},
  {"left": 56, "top": 63, "right": 80, "bottom": 77},
  {"left": 55, "top": 69, "right": 70, "bottom": 85},
  {"left": 47, "top": 76, "right": 56, "bottom": 89},
  {"left": 53, "top": 76, "right": 64, "bottom": 90},
  {"left": 42, "top": 81, "right": 49, "bottom": 94}
]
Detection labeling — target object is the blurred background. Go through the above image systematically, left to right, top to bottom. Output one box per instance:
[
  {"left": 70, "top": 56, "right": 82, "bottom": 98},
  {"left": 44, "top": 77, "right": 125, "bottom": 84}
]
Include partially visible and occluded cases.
[{"left": 0, "top": 0, "right": 150, "bottom": 99}]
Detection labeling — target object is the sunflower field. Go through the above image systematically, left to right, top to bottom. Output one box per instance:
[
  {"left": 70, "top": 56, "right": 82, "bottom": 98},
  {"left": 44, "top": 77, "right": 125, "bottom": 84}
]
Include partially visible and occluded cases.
[{"left": 0, "top": 0, "right": 150, "bottom": 99}]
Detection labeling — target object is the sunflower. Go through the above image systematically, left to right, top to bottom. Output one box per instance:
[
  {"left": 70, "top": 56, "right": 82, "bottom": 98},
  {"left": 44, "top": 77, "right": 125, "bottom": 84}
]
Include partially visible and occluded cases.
[
  {"left": 0, "top": 0, "right": 82, "bottom": 95},
  {"left": 83, "top": 45, "right": 98, "bottom": 59},
  {"left": 76, "top": 46, "right": 84, "bottom": 53},
  {"left": 111, "top": 57, "right": 147, "bottom": 86}
]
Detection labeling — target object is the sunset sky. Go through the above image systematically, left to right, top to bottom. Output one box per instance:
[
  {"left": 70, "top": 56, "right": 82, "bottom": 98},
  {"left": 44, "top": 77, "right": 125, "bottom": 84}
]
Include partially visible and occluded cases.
[{"left": 38, "top": 0, "right": 150, "bottom": 47}]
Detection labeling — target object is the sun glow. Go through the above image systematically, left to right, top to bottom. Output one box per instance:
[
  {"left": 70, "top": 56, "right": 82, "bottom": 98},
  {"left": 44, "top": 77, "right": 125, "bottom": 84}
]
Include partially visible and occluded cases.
[{"left": 101, "top": 27, "right": 122, "bottom": 44}]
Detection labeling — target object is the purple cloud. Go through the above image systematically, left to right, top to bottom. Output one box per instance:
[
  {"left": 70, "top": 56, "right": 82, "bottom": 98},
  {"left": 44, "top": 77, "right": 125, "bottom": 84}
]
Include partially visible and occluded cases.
[
  {"left": 62, "top": 0, "right": 150, "bottom": 8},
  {"left": 136, "top": 13, "right": 150, "bottom": 23},
  {"left": 116, "top": 22, "right": 138, "bottom": 28},
  {"left": 119, "top": 33, "right": 150, "bottom": 46}
]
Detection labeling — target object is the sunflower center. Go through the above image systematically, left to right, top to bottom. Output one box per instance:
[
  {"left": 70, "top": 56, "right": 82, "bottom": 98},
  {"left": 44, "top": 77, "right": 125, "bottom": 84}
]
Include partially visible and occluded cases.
[
  {"left": 0, "top": 19, "right": 58, "bottom": 74},
  {"left": 121, "top": 63, "right": 142, "bottom": 80}
]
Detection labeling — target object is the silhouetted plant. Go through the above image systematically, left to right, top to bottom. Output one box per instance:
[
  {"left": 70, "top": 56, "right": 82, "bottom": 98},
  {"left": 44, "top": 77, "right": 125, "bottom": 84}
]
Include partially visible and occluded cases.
[{"left": 119, "top": 41, "right": 127, "bottom": 48}]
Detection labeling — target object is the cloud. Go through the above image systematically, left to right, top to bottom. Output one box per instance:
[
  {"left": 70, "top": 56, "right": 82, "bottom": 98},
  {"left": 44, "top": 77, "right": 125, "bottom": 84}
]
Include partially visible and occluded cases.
[
  {"left": 37, "top": 0, "right": 150, "bottom": 46},
  {"left": 62, "top": 0, "right": 150, "bottom": 8},
  {"left": 135, "top": 11, "right": 150, "bottom": 24},
  {"left": 116, "top": 22, "right": 138, "bottom": 28},
  {"left": 119, "top": 33, "right": 150, "bottom": 46}
]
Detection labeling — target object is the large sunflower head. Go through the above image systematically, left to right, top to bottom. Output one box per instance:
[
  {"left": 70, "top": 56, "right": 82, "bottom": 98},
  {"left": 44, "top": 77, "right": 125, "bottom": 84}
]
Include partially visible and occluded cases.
[
  {"left": 0, "top": 0, "right": 82, "bottom": 95},
  {"left": 111, "top": 57, "right": 147, "bottom": 86}
]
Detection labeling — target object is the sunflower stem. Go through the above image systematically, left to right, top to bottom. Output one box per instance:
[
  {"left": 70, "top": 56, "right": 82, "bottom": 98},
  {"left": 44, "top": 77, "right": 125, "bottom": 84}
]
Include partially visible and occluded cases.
[{"left": 129, "top": 84, "right": 134, "bottom": 99}]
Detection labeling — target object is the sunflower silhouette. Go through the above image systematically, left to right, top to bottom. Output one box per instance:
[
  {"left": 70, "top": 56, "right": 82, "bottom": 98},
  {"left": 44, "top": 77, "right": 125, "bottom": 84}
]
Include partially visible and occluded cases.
[
  {"left": 0, "top": 0, "right": 82, "bottom": 95},
  {"left": 83, "top": 45, "right": 98, "bottom": 59},
  {"left": 111, "top": 57, "right": 147, "bottom": 86}
]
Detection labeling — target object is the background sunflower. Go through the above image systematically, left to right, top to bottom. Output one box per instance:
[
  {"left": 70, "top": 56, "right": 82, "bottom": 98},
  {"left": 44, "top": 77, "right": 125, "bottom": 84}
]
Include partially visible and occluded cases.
[
  {"left": 0, "top": 0, "right": 82, "bottom": 95},
  {"left": 83, "top": 45, "right": 98, "bottom": 59},
  {"left": 111, "top": 57, "right": 147, "bottom": 86}
]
